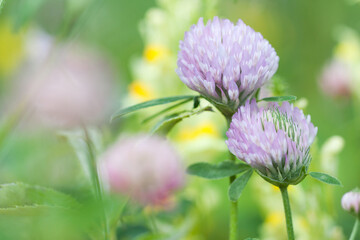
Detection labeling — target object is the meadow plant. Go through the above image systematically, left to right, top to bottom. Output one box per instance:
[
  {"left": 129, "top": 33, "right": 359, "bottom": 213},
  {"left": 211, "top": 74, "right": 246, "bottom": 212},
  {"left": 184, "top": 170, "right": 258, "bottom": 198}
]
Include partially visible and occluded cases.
[
  {"left": 0, "top": 2, "right": 352, "bottom": 239},
  {"left": 342, "top": 189, "right": 360, "bottom": 240}
]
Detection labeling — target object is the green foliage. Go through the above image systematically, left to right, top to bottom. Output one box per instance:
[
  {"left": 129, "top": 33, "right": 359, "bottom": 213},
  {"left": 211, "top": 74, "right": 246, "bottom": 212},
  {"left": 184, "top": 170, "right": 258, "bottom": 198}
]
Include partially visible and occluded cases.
[
  {"left": 0, "top": 0, "right": 6, "bottom": 12},
  {"left": 10, "top": 0, "right": 47, "bottom": 31},
  {"left": 269, "top": 75, "right": 288, "bottom": 96},
  {"left": 111, "top": 95, "right": 198, "bottom": 120},
  {"left": 193, "top": 96, "right": 200, "bottom": 108},
  {"left": 259, "top": 96, "right": 297, "bottom": 102},
  {"left": 142, "top": 98, "right": 194, "bottom": 123},
  {"left": 151, "top": 106, "right": 212, "bottom": 135},
  {"left": 59, "top": 129, "right": 103, "bottom": 182},
  {"left": 187, "top": 161, "right": 251, "bottom": 180},
  {"left": 228, "top": 169, "right": 253, "bottom": 202},
  {"left": 309, "top": 172, "right": 342, "bottom": 186},
  {"left": 0, "top": 182, "right": 80, "bottom": 216},
  {"left": 116, "top": 224, "right": 150, "bottom": 240}
]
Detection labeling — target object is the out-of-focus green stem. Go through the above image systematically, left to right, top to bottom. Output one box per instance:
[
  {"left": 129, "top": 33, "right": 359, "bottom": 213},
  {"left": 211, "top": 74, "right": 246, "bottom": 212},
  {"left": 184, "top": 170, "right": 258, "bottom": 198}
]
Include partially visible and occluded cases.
[
  {"left": 83, "top": 127, "right": 109, "bottom": 240},
  {"left": 280, "top": 186, "right": 295, "bottom": 240},
  {"left": 350, "top": 218, "right": 359, "bottom": 240}
]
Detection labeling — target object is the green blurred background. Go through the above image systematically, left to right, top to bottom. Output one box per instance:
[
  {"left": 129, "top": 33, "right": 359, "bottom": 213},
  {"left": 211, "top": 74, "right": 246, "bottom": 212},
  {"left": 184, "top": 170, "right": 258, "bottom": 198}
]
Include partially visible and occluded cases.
[{"left": 0, "top": 0, "right": 360, "bottom": 239}]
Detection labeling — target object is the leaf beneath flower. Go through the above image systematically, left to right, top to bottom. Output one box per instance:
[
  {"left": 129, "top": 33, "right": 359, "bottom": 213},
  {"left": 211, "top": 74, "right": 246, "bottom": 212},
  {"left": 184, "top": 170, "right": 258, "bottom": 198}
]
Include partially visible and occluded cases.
[
  {"left": 111, "top": 95, "right": 197, "bottom": 121},
  {"left": 259, "top": 95, "right": 297, "bottom": 102},
  {"left": 151, "top": 106, "right": 212, "bottom": 135},
  {"left": 187, "top": 161, "right": 251, "bottom": 180},
  {"left": 228, "top": 169, "right": 253, "bottom": 202},
  {"left": 309, "top": 172, "right": 342, "bottom": 186}
]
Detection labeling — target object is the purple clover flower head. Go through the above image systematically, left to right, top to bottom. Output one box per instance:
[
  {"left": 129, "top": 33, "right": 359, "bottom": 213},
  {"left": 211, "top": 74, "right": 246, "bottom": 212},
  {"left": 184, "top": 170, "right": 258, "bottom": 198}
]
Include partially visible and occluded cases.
[
  {"left": 176, "top": 17, "right": 279, "bottom": 117},
  {"left": 226, "top": 99, "right": 317, "bottom": 186},
  {"left": 99, "top": 135, "right": 185, "bottom": 207},
  {"left": 342, "top": 189, "right": 360, "bottom": 218}
]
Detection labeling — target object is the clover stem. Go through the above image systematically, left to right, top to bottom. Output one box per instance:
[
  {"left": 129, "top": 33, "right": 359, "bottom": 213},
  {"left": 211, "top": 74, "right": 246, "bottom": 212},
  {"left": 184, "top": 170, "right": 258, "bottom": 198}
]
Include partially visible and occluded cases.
[
  {"left": 227, "top": 117, "right": 238, "bottom": 240},
  {"left": 229, "top": 168, "right": 238, "bottom": 240},
  {"left": 280, "top": 186, "right": 295, "bottom": 240},
  {"left": 350, "top": 218, "right": 359, "bottom": 240}
]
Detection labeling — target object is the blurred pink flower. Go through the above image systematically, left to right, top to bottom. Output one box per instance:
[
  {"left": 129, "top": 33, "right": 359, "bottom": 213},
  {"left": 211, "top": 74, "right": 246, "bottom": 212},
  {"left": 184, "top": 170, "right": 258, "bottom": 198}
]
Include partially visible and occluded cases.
[
  {"left": 18, "top": 34, "right": 115, "bottom": 128},
  {"left": 319, "top": 59, "right": 352, "bottom": 98},
  {"left": 99, "top": 135, "right": 185, "bottom": 207},
  {"left": 342, "top": 190, "right": 360, "bottom": 217}
]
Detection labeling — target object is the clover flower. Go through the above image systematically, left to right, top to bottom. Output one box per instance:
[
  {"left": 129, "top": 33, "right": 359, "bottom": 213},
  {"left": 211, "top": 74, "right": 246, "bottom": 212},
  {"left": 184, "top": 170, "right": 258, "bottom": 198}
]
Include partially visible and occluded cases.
[
  {"left": 176, "top": 17, "right": 279, "bottom": 116},
  {"left": 23, "top": 42, "right": 114, "bottom": 128},
  {"left": 319, "top": 59, "right": 352, "bottom": 98},
  {"left": 226, "top": 99, "right": 317, "bottom": 186},
  {"left": 99, "top": 135, "right": 185, "bottom": 206},
  {"left": 342, "top": 190, "right": 360, "bottom": 217}
]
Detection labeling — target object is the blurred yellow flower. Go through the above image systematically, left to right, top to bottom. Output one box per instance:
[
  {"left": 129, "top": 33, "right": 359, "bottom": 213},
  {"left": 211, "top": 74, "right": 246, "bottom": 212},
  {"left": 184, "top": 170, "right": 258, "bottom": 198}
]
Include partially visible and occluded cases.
[
  {"left": 0, "top": 20, "right": 24, "bottom": 76},
  {"left": 335, "top": 39, "right": 360, "bottom": 62},
  {"left": 143, "top": 44, "right": 168, "bottom": 62},
  {"left": 129, "top": 80, "right": 154, "bottom": 101},
  {"left": 177, "top": 121, "right": 219, "bottom": 141},
  {"left": 271, "top": 185, "right": 295, "bottom": 193},
  {"left": 265, "top": 211, "right": 284, "bottom": 227},
  {"left": 297, "top": 216, "right": 309, "bottom": 231}
]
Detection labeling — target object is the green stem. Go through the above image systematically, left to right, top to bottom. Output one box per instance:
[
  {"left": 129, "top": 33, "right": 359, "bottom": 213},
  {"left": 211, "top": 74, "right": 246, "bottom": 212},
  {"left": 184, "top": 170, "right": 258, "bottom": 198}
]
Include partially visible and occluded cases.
[
  {"left": 227, "top": 117, "right": 238, "bottom": 240},
  {"left": 83, "top": 127, "right": 109, "bottom": 240},
  {"left": 229, "top": 172, "right": 238, "bottom": 240},
  {"left": 280, "top": 186, "right": 295, "bottom": 240},
  {"left": 350, "top": 218, "right": 359, "bottom": 240}
]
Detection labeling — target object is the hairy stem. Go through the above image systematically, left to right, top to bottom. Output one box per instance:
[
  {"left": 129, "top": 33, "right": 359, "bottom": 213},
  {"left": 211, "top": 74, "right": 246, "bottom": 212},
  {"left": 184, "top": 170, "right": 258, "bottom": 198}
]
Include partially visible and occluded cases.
[
  {"left": 280, "top": 186, "right": 295, "bottom": 240},
  {"left": 350, "top": 218, "right": 359, "bottom": 240}
]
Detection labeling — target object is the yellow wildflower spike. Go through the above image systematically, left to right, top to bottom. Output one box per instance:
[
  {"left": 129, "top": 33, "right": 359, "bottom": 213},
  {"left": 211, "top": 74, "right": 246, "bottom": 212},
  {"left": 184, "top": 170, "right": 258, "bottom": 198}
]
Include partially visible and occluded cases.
[
  {"left": 0, "top": 20, "right": 25, "bottom": 76},
  {"left": 143, "top": 44, "right": 168, "bottom": 62},
  {"left": 129, "top": 80, "right": 154, "bottom": 101},
  {"left": 177, "top": 121, "right": 219, "bottom": 141},
  {"left": 265, "top": 211, "right": 284, "bottom": 227}
]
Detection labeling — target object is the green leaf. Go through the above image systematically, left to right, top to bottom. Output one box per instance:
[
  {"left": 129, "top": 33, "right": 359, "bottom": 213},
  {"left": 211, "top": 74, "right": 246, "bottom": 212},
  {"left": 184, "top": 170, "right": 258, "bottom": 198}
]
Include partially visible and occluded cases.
[
  {"left": 10, "top": 0, "right": 47, "bottom": 31},
  {"left": 111, "top": 95, "right": 197, "bottom": 121},
  {"left": 259, "top": 95, "right": 297, "bottom": 102},
  {"left": 193, "top": 96, "right": 200, "bottom": 108},
  {"left": 142, "top": 98, "right": 192, "bottom": 123},
  {"left": 151, "top": 106, "right": 212, "bottom": 135},
  {"left": 187, "top": 161, "right": 251, "bottom": 180},
  {"left": 228, "top": 169, "right": 253, "bottom": 202},
  {"left": 309, "top": 172, "right": 342, "bottom": 186},
  {"left": 0, "top": 182, "right": 80, "bottom": 216}
]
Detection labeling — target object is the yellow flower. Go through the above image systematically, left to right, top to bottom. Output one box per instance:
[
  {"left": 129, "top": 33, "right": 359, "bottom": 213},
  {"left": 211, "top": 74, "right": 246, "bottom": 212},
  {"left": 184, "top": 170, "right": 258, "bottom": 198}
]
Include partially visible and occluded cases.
[
  {"left": 0, "top": 20, "right": 25, "bottom": 76},
  {"left": 335, "top": 40, "right": 360, "bottom": 62},
  {"left": 143, "top": 44, "right": 168, "bottom": 62},
  {"left": 129, "top": 80, "right": 154, "bottom": 101},
  {"left": 177, "top": 121, "right": 219, "bottom": 141},
  {"left": 271, "top": 185, "right": 295, "bottom": 193},
  {"left": 265, "top": 211, "right": 284, "bottom": 227},
  {"left": 297, "top": 216, "right": 309, "bottom": 231}
]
